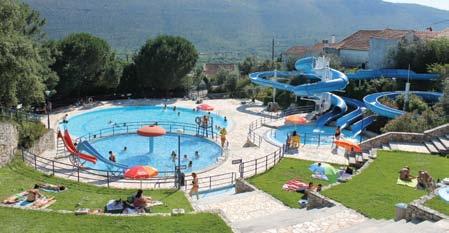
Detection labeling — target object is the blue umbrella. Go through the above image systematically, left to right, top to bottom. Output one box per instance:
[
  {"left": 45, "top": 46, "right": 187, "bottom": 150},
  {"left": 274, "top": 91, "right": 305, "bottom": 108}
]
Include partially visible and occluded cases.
[{"left": 309, "top": 163, "right": 325, "bottom": 175}]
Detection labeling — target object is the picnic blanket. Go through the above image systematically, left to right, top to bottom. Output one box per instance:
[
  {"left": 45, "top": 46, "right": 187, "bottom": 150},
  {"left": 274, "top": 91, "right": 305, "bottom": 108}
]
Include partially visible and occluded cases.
[
  {"left": 397, "top": 178, "right": 418, "bottom": 188},
  {"left": 282, "top": 179, "right": 308, "bottom": 192}
]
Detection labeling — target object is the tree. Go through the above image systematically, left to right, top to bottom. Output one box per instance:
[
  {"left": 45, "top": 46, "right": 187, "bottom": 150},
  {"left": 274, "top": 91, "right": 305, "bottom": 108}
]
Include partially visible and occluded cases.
[
  {"left": 0, "top": 0, "right": 57, "bottom": 108},
  {"left": 52, "top": 33, "right": 121, "bottom": 99},
  {"left": 133, "top": 35, "right": 198, "bottom": 96},
  {"left": 392, "top": 38, "right": 449, "bottom": 73},
  {"left": 429, "top": 63, "right": 449, "bottom": 116}
]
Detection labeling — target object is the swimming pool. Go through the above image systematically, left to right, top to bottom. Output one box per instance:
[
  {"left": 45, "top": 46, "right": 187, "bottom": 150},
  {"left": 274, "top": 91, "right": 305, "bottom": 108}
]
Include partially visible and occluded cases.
[
  {"left": 64, "top": 106, "right": 228, "bottom": 137},
  {"left": 271, "top": 124, "right": 362, "bottom": 145},
  {"left": 81, "top": 133, "right": 223, "bottom": 173}
]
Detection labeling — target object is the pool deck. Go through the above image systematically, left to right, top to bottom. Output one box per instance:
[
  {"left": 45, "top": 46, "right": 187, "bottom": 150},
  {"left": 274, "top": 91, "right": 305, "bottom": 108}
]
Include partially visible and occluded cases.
[{"left": 39, "top": 98, "right": 349, "bottom": 189}]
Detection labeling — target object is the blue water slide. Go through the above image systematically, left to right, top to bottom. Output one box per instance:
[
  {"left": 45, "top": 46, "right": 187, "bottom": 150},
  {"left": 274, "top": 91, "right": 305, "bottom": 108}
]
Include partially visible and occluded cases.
[
  {"left": 249, "top": 56, "right": 349, "bottom": 127},
  {"left": 347, "top": 69, "right": 439, "bottom": 80},
  {"left": 363, "top": 91, "right": 443, "bottom": 118},
  {"left": 315, "top": 94, "right": 347, "bottom": 127},
  {"left": 336, "top": 97, "right": 366, "bottom": 130},
  {"left": 351, "top": 116, "right": 375, "bottom": 137},
  {"left": 77, "top": 141, "right": 128, "bottom": 170}
]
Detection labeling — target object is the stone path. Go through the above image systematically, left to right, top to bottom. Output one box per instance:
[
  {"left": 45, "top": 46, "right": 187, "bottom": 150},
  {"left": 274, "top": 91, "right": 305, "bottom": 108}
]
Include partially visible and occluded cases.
[{"left": 191, "top": 189, "right": 367, "bottom": 233}]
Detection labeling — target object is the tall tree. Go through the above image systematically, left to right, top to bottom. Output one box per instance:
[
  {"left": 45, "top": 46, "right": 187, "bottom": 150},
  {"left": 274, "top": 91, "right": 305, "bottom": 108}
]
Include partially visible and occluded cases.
[
  {"left": 0, "top": 0, "right": 57, "bottom": 107},
  {"left": 52, "top": 33, "right": 121, "bottom": 98},
  {"left": 133, "top": 35, "right": 198, "bottom": 96}
]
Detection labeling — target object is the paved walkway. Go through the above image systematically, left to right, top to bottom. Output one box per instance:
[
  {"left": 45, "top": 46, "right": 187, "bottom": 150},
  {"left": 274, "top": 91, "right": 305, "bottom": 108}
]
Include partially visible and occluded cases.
[{"left": 191, "top": 189, "right": 366, "bottom": 233}]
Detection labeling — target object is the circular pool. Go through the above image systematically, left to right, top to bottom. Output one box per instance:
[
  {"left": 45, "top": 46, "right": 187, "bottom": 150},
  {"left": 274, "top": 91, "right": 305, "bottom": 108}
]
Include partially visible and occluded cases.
[
  {"left": 63, "top": 105, "right": 228, "bottom": 174},
  {"left": 65, "top": 106, "right": 228, "bottom": 137},
  {"left": 271, "top": 124, "right": 362, "bottom": 145},
  {"left": 81, "top": 133, "right": 222, "bottom": 173}
]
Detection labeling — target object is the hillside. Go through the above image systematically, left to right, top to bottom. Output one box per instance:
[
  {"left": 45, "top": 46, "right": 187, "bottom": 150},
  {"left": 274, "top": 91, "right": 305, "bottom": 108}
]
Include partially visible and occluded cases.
[{"left": 23, "top": 0, "right": 449, "bottom": 60}]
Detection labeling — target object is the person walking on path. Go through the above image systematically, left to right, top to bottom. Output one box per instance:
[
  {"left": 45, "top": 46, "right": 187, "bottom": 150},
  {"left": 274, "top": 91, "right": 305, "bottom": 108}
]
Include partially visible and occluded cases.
[{"left": 189, "top": 173, "right": 199, "bottom": 200}]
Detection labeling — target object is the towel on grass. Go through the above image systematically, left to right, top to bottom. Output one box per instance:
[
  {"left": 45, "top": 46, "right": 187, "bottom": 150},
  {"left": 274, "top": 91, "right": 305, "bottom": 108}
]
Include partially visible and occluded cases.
[
  {"left": 397, "top": 178, "right": 418, "bottom": 188},
  {"left": 282, "top": 179, "right": 308, "bottom": 192}
]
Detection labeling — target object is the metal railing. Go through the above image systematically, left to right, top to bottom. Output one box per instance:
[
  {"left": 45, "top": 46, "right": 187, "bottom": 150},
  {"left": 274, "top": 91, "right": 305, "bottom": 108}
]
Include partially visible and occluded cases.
[
  {"left": 247, "top": 104, "right": 315, "bottom": 147},
  {"left": 0, "top": 107, "right": 42, "bottom": 122},
  {"left": 74, "top": 120, "right": 220, "bottom": 143},
  {"left": 267, "top": 128, "right": 337, "bottom": 147},
  {"left": 238, "top": 146, "right": 284, "bottom": 178},
  {"left": 22, "top": 149, "right": 237, "bottom": 191}
]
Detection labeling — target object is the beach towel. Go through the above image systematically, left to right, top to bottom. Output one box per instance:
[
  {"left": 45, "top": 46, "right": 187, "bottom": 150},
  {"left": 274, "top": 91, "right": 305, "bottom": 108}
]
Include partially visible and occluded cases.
[
  {"left": 397, "top": 178, "right": 418, "bottom": 188},
  {"left": 282, "top": 179, "right": 308, "bottom": 191},
  {"left": 2, "top": 192, "right": 55, "bottom": 209}
]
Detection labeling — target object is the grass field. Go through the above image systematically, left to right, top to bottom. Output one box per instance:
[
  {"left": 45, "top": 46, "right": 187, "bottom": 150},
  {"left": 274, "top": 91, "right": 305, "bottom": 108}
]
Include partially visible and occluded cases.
[
  {"left": 322, "top": 151, "right": 449, "bottom": 219},
  {"left": 0, "top": 158, "right": 192, "bottom": 212},
  {"left": 0, "top": 158, "right": 232, "bottom": 232},
  {"left": 248, "top": 158, "right": 334, "bottom": 208},
  {"left": 425, "top": 196, "right": 449, "bottom": 216},
  {"left": 0, "top": 207, "right": 231, "bottom": 233}
]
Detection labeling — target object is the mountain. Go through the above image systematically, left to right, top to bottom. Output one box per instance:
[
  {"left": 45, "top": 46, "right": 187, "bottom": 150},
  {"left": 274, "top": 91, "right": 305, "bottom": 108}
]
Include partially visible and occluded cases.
[{"left": 23, "top": 0, "right": 449, "bottom": 59}]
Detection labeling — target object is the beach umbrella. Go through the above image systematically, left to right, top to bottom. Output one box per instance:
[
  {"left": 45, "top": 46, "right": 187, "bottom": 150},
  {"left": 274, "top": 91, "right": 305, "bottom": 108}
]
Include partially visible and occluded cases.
[
  {"left": 197, "top": 104, "right": 214, "bottom": 111},
  {"left": 284, "top": 115, "right": 309, "bottom": 125},
  {"left": 137, "top": 125, "right": 166, "bottom": 153},
  {"left": 335, "top": 140, "right": 362, "bottom": 153},
  {"left": 309, "top": 162, "right": 339, "bottom": 178},
  {"left": 124, "top": 166, "right": 159, "bottom": 179}
]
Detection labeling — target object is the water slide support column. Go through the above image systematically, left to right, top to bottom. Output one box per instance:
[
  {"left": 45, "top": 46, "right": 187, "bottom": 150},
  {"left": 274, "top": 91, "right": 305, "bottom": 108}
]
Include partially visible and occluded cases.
[
  {"left": 403, "top": 65, "right": 411, "bottom": 111},
  {"left": 272, "top": 69, "right": 277, "bottom": 103}
]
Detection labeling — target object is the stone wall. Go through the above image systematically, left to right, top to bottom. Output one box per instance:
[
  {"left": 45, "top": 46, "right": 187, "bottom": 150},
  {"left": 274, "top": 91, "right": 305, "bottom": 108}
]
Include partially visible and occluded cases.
[
  {"left": 0, "top": 122, "right": 19, "bottom": 167},
  {"left": 360, "top": 123, "right": 449, "bottom": 152},
  {"left": 28, "top": 129, "right": 55, "bottom": 156},
  {"left": 235, "top": 178, "right": 255, "bottom": 193},
  {"left": 307, "top": 191, "right": 337, "bottom": 209},
  {"left": 405, "top": 192, "right": 448, "bottom": 222}
]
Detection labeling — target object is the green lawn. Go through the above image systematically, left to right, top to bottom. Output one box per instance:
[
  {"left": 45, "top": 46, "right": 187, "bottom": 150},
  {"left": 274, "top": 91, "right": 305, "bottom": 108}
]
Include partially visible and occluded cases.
[
  {"left": 322, "top": 151, "right": 449, "bottom": 219},
  {"left": 0, "top": 158, "right": 192, "bottom": 213},
  {"left": 248, "top": 158, "right": 334, "bottom": 208},
  {"left": 425, "top": 196, "right": 449, "bottom": 216},
  {"left": 0, "top": 207, "right": 231, "bottom": 233}
]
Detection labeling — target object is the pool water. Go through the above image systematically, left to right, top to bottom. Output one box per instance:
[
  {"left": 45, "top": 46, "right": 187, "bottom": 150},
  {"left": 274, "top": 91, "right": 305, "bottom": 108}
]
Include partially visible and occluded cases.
[
  {"left": 65, "top": 106, "right": 228, "bottom": 137},
  {"left": 272, "top": 124, "right": 362, "bottom": 145},
  {"left": 83, "top": 133, "right": 223, "bottom": 173}
]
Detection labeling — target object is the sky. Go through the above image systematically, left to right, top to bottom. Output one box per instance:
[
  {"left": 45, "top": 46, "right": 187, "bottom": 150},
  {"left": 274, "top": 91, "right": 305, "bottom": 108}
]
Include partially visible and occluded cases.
[{"left": 384, "top": 0, "right": 449, "bottom": 11}]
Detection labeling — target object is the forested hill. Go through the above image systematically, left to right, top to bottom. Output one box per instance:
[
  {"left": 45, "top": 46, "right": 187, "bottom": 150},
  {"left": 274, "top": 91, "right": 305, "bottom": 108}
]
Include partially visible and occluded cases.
[{"left": 24, "top": 0, "right": 449, "bottom": 57}]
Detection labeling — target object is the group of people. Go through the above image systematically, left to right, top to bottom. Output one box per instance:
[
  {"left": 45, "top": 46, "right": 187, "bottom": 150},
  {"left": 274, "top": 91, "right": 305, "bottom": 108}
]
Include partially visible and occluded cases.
[
  {"left": 171, "top": 151, "right": 200, "bottom": 168},
  {"left": 399, "top": 166, "right": 435, "bottom": 191},
  {"left": 298, "top": 182, "right": 322, "bottom": 200}
]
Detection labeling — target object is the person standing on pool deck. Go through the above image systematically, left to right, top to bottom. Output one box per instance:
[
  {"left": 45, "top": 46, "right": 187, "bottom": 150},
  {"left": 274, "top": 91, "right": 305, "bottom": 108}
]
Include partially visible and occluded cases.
[
  {"left": 219, "top": 127, "right": 227, "bottom": 147},
  {"left": 189, "top": 173, "right": 199, "bottom": 200}
]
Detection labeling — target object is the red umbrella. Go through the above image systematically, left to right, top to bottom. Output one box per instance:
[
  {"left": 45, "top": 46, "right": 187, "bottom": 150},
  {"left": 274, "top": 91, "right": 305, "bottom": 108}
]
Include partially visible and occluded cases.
[
  {"left": 197, "top": 104, "right": 214, "bottom": 111},
  {"left": 285, "top": 115, "right": 309, "bottom": 125},
  {"left": 335, "top": 140, "right": 362, "bottom": 153},
  {"left": 124, "top": 166, "right": 159, "bottom": 179}
]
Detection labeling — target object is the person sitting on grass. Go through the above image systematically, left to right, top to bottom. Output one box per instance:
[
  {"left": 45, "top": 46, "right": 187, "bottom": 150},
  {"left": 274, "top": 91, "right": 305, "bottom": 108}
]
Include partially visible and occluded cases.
[
  {"left": 399, "top": 166, "right": 415, "bottom": 181},
  {"left": 417, "top": 171, "right": 435, "bottom": 191},
  {"left": 34, "top": 183, "right": 66, "bottom": 192},
  {"left": 26, "top": 189, "right": 42, "bottom": 202},
  {"left": 131, "top": 189, "right": 152, "bottom": 212}
]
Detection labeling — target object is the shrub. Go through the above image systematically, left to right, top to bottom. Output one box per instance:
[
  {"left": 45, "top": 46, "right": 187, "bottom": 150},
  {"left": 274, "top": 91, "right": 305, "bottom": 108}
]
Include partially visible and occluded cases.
[{"left": 17, "top": 121, "right": 47, "bottom": 148}]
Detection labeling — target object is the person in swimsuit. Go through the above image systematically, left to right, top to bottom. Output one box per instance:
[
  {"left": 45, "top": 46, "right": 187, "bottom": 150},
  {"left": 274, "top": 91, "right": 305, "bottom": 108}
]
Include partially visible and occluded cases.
[
  {"left": 219, "top": 127, "right": 227, "bottom": 147},
  {"left": 189, "top": 173, "right": 199, "bottom": 200}
]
